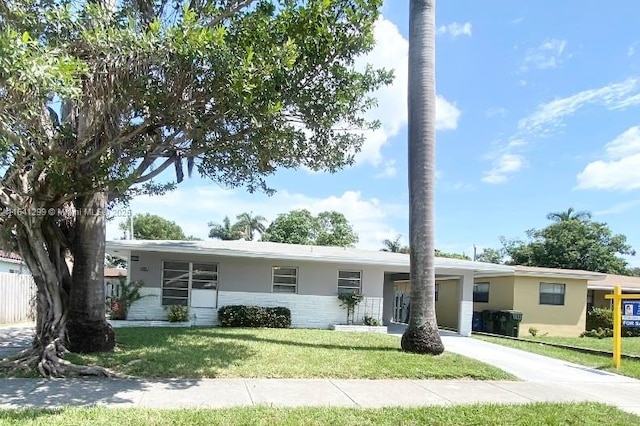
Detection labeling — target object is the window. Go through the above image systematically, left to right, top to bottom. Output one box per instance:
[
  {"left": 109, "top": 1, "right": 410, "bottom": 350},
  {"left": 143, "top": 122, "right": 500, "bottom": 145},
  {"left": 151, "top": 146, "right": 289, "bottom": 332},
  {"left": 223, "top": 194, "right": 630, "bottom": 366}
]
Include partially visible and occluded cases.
[
  {"left": 162, "top": 261, "right": 218, "bottom": 306},
  {"left": 272, "top": 266, "right": 298, "bottom": 293},
  {"left": 338, "top": 270, "right": 362, "bottom": 294},
  {"left": 473, "top": 282, "right": 490, "bottom": 303},
  {"left": 435, "top": 283, "right": 439, "bottom": 302},
  {"left": 540, "top": 283, "right": 565, "bottom": 306},
  {"left": 587, "top": 289, "right": 594, "bottom": 311}
]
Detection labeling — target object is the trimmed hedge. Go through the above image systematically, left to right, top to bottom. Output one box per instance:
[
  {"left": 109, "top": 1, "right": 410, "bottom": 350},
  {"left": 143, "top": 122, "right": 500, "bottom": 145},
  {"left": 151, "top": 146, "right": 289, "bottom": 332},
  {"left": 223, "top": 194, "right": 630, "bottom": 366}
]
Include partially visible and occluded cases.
[{"left": 218, "top": 305, "right": 291, "bottom": 328}]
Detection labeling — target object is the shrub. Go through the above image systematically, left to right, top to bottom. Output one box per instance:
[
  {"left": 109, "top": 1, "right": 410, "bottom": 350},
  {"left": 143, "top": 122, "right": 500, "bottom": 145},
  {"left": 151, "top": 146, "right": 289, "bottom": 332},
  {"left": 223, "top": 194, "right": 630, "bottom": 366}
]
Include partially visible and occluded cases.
[
  {"left": 106, "top": 277, "right": 149, "bottom": 320},
  {"left": 337, "top": 292, "right": 364, "bottom": 325},
  {"left": 166, "top": 305, "right": 190, "bottom": 322},
  {"left": 218, "top": 305, "right": 291, "bottom": 328},
  {"left": 586, "top": 308, "right": 613, "bottom": 331},
  {"left": 364, "top": 316, "right": 381, "bottom": 326},
  {"left": 528, "top": 327, "right": 538, "bottom": 337},
  {"left": 580, "top": 327, "right": 613, "bottom": 339}
]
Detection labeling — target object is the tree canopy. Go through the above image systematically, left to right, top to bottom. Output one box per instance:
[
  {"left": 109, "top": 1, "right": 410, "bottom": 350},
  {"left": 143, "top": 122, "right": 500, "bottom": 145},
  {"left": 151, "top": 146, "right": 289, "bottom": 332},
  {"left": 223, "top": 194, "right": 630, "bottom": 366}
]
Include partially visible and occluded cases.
[
  {"left": 0, "top": 0, "right": 390, "bottom": 376},
  {"left": 261, "top": 209, "right": 358, "bottom": 246},
  {"left": 502, "top": 209, "right": 636, "bottom": 274},
  {"left": 120, "top": 213, "right": 196, "bottom": 240}
]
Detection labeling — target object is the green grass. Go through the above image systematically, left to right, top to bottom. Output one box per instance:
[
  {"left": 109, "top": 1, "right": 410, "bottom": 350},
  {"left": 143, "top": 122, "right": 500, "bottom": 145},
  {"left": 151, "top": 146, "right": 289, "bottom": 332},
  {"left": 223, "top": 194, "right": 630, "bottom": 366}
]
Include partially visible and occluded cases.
[
  {"left": 61, "top": 327, "right": 513, "bottom": 380},
  {"left": 476, "top": 335, "right": 640, "bottom": 379},
  {"left": 522, "top": 335, "right": 640, "bottom": 356},
  {"left": 0, "top": 404, "right": 637, "bottom": 425}
]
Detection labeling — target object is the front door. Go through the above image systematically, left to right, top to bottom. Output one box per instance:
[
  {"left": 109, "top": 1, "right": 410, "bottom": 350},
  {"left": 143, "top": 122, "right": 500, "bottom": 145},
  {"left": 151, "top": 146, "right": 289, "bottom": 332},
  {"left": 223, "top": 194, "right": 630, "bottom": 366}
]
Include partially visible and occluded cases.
[{"left": 393, "top": 281, "right": 410, "bottom": 323}]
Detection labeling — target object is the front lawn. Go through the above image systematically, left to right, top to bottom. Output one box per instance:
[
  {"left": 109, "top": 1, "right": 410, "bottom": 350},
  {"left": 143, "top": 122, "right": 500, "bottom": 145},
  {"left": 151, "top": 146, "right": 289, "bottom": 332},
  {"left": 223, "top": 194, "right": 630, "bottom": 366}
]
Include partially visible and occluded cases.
[
  {"left": 65, "top": 327, "right": 513, "bottom": 380},
  {"left": 476, "top": 335, "right": 640, "bottom": 379},
  {"left": 522, "top": 335, "right": 640, "bottom": 356},
  {"left": 0, "top": 403, "right": 637, "bottom": 425}
]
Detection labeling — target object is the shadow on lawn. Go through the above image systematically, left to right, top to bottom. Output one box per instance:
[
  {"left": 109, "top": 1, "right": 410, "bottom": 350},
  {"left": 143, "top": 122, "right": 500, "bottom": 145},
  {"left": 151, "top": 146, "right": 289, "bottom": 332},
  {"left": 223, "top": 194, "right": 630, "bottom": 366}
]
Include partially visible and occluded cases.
[{"left": 207, "top": 330, "right": 403, "bottom": 353}]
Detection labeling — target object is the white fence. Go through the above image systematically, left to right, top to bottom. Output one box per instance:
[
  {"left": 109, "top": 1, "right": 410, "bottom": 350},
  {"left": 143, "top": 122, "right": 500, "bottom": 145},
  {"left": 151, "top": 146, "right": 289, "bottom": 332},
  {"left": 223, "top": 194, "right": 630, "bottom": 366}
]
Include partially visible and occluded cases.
[{"left": 0, "top": 272, "right": 36, "bottom": 324}]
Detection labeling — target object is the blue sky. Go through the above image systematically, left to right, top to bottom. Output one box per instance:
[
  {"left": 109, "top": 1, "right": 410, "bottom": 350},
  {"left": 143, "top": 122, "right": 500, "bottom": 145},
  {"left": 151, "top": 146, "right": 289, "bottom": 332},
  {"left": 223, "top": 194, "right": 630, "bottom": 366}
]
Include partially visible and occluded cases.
[{"left": 107, "top": 1, "right": 640, "bottom": 267}]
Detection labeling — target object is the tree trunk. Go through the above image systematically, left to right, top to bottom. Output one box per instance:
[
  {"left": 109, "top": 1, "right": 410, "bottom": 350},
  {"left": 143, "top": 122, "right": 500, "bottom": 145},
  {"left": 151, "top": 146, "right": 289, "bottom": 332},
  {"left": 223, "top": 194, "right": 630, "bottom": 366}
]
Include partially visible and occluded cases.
[
  {"left": 401, "top": 0, "right": 444, "bottom": 355},
  {"left": 66, "top": 192, "right": 115, "bottom": 353},
  {"left": 1, "top": 216, "right": 116, "bottom": 377}
]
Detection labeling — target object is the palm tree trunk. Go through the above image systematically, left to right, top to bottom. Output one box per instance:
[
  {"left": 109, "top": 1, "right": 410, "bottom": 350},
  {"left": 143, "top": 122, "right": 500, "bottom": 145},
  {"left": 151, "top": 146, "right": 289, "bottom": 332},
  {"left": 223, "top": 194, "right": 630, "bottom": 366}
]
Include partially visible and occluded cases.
[
  {"left": 401, "top": 0, "right": 444, "bottom": 354},
  {"left": 66, "top": 192, "right": 115, "bottom": 353}
]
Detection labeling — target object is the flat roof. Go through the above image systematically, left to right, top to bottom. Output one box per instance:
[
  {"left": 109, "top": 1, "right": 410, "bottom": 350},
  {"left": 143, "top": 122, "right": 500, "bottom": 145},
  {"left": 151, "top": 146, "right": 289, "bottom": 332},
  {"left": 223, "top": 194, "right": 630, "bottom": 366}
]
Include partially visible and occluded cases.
[{"left": 106, "top": 239, "right": 515, "bottom": 274}]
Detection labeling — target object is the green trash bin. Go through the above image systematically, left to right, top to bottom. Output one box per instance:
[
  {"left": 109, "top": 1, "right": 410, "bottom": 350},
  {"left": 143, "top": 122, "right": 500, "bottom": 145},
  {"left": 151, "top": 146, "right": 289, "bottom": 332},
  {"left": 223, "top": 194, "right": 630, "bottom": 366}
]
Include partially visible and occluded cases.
[
  {"left": 481, "top": 310, "right": 497, "bottom": 333},
  {"left": 497, "top": 310, "right": 523, "bottom": 337}
]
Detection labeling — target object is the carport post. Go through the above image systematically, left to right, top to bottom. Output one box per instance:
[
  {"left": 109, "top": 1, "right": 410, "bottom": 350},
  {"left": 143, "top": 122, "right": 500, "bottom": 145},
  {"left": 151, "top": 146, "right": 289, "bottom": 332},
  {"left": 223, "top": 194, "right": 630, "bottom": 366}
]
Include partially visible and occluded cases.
[{"left": 457, "top": 272, "right": 474, "bottom": 336}]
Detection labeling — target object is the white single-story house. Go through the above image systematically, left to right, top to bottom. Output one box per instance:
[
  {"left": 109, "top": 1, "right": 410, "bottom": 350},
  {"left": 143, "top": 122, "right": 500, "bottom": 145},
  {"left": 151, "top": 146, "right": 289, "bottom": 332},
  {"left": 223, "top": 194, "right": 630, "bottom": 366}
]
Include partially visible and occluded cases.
[{"left": 106, "top": 239, "right": 514, "bottom": 336}]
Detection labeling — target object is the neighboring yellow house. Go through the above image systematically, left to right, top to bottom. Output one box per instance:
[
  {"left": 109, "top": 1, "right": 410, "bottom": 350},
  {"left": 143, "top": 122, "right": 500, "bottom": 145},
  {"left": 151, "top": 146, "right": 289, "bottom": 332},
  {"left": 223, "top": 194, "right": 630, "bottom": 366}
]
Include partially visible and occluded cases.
[
  {"left": 426, "top": 266, "right": 605, "bottom": 337},
  {"left": 587, "top": 274, "right": 640, "bottom": 310}
]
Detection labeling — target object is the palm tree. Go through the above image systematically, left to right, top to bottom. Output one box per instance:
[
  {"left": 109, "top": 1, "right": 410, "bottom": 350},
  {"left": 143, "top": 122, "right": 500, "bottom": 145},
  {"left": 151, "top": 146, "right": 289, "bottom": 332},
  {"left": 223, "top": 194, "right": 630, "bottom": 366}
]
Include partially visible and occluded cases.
[
  {"left": 401, "top": 0, "right": 444, "bottom": 355},
  {"left": 546, "top": 207, "right": 591, "bottom": 222},
  {"left": 235, "top": 212, "right": 267, "bottom": 240},
  {"left": 208, "top": 216, "right": 243, "bottom": 240},
  {"left": 381, "top": 235, "right": 410, "bottom": 254}
]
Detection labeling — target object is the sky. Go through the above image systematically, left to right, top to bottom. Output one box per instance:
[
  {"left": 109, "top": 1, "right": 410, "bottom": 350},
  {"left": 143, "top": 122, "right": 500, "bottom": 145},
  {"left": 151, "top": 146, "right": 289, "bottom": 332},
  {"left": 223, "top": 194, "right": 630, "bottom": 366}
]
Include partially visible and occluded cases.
[{"left": 107, "top": 1, "right": 640, "bottom": 267}]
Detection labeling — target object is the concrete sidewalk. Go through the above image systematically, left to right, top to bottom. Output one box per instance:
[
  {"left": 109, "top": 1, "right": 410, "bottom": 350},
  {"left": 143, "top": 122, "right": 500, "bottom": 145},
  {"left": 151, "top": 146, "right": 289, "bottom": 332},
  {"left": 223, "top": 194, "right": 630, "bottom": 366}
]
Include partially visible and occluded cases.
[
  {"left": 0, "top": 322, "right": 33, "bottom": 360},
  {"left": 1, "top": 378, "right": 639, "bottom": 414}
]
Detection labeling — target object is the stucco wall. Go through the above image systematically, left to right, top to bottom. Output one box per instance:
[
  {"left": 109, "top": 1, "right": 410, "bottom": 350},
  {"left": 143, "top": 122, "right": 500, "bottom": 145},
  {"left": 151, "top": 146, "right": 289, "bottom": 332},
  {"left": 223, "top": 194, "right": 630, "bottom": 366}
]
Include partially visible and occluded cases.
[
  {"left": 129, "top": 250, "right": 386, "bottom": 297},
  {"left": 472, "top": 276, "right": 514, "bottom": 312},
  {"left": 513, "top": 277, "right": 587, "bottom": 337},
  {"left": 435, "top": 279, "right": 459, "bottom": 329}
]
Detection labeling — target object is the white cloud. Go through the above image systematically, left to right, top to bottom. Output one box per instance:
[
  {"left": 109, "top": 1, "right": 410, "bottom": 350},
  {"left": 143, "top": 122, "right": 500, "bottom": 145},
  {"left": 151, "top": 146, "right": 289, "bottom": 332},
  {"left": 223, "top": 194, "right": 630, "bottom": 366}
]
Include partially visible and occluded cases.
[
  {"left": 354, "top": 17, "right": 461, "bottom": 166},
  {"left": 510, "top": 17, "right": 524, "bottom": 25},
  {"left": 437, "top": 22, "right": 472, "bottom": 38},
  {"left": 522, "top": 38, "right": 568, "bottom": 70},
  {"left": 629, "top": 43, "right": 637, "bottom": 57},
  {"left": 518, "top": 78, "right": 640, "bottom": 137},
  {"left": 576, "top": 126, "right": 640, "bottom": 190},
  {"left": 482, "top": 153, "right": 526, "bottom": 184},
  {"left": 375, "top": 160, "right": 397, "bottom": 178},
  {"left": 107, "top": 186, "right": 406, "bottom": 250}
]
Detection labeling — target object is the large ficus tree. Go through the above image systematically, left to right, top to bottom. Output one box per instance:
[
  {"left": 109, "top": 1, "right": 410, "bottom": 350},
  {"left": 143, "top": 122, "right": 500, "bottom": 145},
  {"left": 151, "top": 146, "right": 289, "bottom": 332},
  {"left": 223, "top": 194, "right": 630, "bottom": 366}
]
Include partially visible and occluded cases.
[{"left": 0, "top": 0, "right": 391, "bottom": 376}]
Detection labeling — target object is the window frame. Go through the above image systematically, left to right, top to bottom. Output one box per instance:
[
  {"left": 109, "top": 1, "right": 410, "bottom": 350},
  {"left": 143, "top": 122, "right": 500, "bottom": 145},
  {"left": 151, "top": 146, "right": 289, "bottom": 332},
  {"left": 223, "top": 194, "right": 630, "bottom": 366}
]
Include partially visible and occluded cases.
[
  {"left": 161, "top": 260, "right": 219, "bottom": 307},
  {"left": 272, "top": 266, "right": 298, "bottom": 294},
  {"left": 337, "top": 270, "right": 362, "bottom": 295},
  {"left": 435, "top": 282, "right": 439, "bottom": 302},
  {"left": 473, "top": 282, "right": 490, "bottom": 303},
  {"left": 539, "top": 282, "right": 566, "bottom": 306}
]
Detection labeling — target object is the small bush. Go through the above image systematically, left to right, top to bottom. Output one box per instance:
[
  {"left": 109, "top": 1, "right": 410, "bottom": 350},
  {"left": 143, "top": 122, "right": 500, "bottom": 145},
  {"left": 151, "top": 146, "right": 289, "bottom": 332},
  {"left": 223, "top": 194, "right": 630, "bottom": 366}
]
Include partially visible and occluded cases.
[
  {"left": 166, "top": 305, "right": 190, "bottom": 322},
  {"left": 218, "top": 305, "right": 291, "bottom": 328},
  {"left": 586, "top": 308, "right": 613, "bottom": 331},
  {"left": 364, "top": 316, "right": 381, "bottom": 326},
  {"left": 528, "top": 327, "right": 538, "bottom": 337},
  {"left": 580, "top": 327, "right": 613, "bottom": 339}
]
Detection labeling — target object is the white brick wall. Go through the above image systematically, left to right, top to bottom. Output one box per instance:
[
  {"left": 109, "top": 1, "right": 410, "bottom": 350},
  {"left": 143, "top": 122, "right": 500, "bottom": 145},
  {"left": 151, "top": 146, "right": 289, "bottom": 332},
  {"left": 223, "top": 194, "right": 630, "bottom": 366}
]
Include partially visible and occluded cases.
[{"left": 126, "top": 288, "right": 383, "bottom": 329}]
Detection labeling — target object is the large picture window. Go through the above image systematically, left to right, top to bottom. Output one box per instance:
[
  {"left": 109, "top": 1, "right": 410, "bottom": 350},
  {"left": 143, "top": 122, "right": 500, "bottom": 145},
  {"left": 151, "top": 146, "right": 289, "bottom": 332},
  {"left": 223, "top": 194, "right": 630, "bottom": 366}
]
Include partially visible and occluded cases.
[
  {"left": 162, "top": 261, "right": 218, "bottom": 306},
  {"left": 272, "top": 266, "right": 298, "bottom": 293},
  {"left": 338, "top": 270, "right": 362, "bottom": 294},
  {"left": 540, "top": 283, "right": 565, "bottom": 306}
]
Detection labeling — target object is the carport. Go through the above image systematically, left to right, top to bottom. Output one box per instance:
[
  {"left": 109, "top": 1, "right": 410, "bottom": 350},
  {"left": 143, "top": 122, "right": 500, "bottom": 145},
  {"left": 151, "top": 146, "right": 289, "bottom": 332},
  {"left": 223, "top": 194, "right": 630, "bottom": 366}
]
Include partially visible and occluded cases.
[{"left": 382, "top": 259, "right": 514, "bottom": 336}]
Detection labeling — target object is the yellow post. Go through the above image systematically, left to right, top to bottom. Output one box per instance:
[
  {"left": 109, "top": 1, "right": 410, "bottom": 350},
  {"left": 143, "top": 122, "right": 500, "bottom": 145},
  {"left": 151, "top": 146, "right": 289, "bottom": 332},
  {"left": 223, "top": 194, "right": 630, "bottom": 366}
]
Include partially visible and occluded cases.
[
  {"left": 612, "top": 285, "right": 622, "bottom": 369},
  {"left": 605, "top": 286, "right": 640, "bottom": 369}
]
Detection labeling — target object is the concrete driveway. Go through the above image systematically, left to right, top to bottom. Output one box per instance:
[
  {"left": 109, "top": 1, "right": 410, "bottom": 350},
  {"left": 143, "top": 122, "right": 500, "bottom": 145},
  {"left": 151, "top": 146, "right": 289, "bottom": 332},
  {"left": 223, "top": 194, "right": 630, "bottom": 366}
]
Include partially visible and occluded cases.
[
  {"left": 0, "top": 322, "right": 34, "bottom": 360},
  {"left": 388, "top": 322, "right": 636, "bottom": 383}
]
